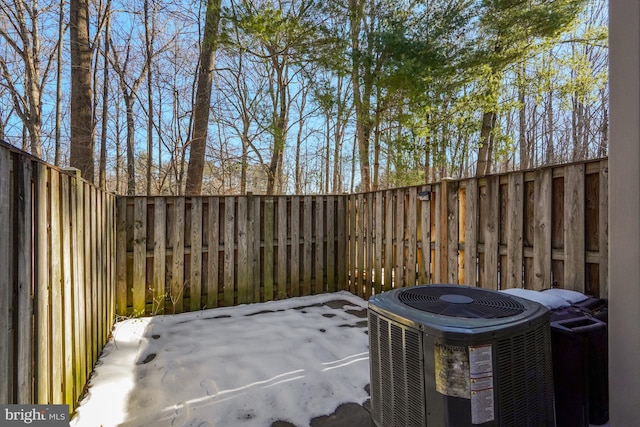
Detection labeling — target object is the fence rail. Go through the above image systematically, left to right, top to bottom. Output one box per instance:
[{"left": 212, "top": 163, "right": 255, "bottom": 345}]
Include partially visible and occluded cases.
[
  {"left": 0, "top": 141, "right": 116, "bottom": 409},
  {"left": 117, "top": 158, "right": 608, "bottom": 316}
]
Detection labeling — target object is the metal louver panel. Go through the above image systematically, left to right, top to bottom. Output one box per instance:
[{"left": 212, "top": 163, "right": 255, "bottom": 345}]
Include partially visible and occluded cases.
[
  {"left": 369, "top": 310, "right": 425, "bottom": 427},
  {"left": 495, "top": 323, "right": 555, "bottom": 427}
]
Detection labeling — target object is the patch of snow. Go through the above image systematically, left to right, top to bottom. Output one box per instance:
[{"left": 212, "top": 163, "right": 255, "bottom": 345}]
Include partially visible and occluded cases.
[{"left": 71, "top": 292, "right": 370, "bottom": 427}]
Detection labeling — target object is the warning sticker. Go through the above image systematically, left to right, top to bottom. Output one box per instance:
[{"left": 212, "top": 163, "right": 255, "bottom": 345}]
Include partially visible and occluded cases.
[
  {"left": 434, "top": 343, "right": 470, "bottom": 398},
  {"left": 469, "top": 344, "right": 493, "bottom": 375},
  {"left": 469, "top": 345, "right": 495, "bottom": 424},
  {"left": 471, "top": 388, "right": 495, "bottom": 424}
]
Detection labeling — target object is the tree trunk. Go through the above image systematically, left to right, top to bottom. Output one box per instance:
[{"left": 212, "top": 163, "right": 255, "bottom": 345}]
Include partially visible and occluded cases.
[
  {"left": 55, "top": 0, "right": 64, "bottom": 166},
  {"left": 70, "top": 0, "right": 94, "bottom": 181},
  {"left": 144, "top": 0, "right": 154, "bottom": 195},
  {"left": 185, "top": 0, "right": 222, "bottom": 195},
  {"left": 349, "top": 0, "right": 371, "bottom": 193},
  {"left": 99, "top": 3, "right": 110, "bottom": 189},
  {"left": 266, "top": 55, "right": 288, "bottom": 195},
  {"left": 518, "top": 85, "right": 530, "bottom": 170},
  {"left": 600, "top": 87, "right": 608, "bottom": 157},
  {"left": 546, "top": 90, "right": 554, "bottom": 164},
  {"left": 125, "top": 95, "right": 136, "bottom": 195},
  {"left": 475, "top": 110, "right": 495, "bottom": 176}
]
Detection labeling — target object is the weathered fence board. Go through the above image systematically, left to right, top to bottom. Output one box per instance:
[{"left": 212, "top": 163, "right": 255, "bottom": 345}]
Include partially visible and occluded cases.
[
  {"left": 0, "top": 141, "right": 116, "bottom": 410},
  {"left": 0, "top": 147, "right": 10, "bottom": 404},
  {"left": 599, "top": 163, "right": 609, "bottom": 299},
  {"left": 35, "top": 164, "right": 50, "bottom": 404},
  {"left": 565, "top": 164, "right": 586, "bottom": 292},
  {"left": 504, "top": 173, "right": 524, "bottom": 289},
  {"left": 464, "top": 179, "right": 478, "bottom": 287},
  {"left": 418, "top": 186, "right": 432, "bottom": 286},
  {"left": 276, "top": 196, "right": 287, "bottom": 299},
  {"left": 303, "top": 196, "right": 313, "bottom": 296},
  {"left": 326, "top": 196, "right": 336, "bottom": 293},
  {"left": 208, "top": 197, "right": 220, "bottom": 307},
  {"left": 264, "top": 198, "right": 275, "bottom": 300}
]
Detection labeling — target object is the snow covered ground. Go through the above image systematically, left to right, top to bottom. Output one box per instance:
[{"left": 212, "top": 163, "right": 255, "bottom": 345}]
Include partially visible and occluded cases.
[
  {"left": 70, "top": 290, "right": 609, "bottom": 427},
  {"left": 70, "top": 292, "right": 371, "bottom": 427}
]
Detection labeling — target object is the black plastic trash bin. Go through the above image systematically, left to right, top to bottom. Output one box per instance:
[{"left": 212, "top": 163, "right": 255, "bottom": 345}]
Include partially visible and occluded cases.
[{"left": 550, "top": 314, "right": 608, "bottom": 427}]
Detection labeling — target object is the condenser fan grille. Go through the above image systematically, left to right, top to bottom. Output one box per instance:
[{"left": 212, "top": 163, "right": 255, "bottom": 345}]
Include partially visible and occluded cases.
[{"left": 398, "top": 286, "right": 525, "bottom": 318}]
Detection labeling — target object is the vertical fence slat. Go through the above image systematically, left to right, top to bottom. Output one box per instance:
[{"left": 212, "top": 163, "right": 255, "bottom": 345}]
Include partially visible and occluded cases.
[
  {"left": 0, "top": 147, "right": 11, "bottom": 403},
  {"left": 16, "top": 157, "right": 33, "bottom": 403},
  {"left": 599, "top": 161, "right": 609, "bottom": 298},
  {"left": 35, "top": 163, "right": 50, "bottom": 404},
  {"left": 565, "top": 164, "right": 586, "bottom": 292},
  {"left": 533, "top": 169, "right": 552, "bottom": 290},
  {"left": 49, "top": 170, "right": 63, "bottom": 404},
  {"left": 68, "top": 171, "right": 82, "bottom": 401},
  {"left": 505, "top": 172, "right": 524, "bottom": 289},
  {"left": 60, "top": 174, "right": 74, "bottom": 406},
  {"left": 73, "top": 174, "right": 87, "bottom": 391},
  {"left": 483, "top": 176, "right": 499, "bottom": 289},
  {"left": 464, "top": 180, "right": 478, "bottom": 287},
  {"left": 446, "top": 181, "right": 459, "bottom": 284},
  {"left": 434, "top": 184, "right": 443, "bottom": 283},
  {"left": 84, "top": 185, "right": 94, "bottom": 370},
  {"left": 418, "top": 186, "right": 432, "bottom": 285},
  {"left": 92, "top": 187, "right": 102, "bottom": 349},
  {"left": 98, "top": 190, "right": 106, "bottom": 348},
  {"left": 384, "top": 190, "right": 393, "bottom": 291},
  {"left": 395, "top": 190, "right": 405, "bottom": 288},
  {"left": 407, "top": 190, "right": 417, "bottom": 287},
  {"left": 107, "top": 193, "right": 116, "bottom": 336},
  {"left": 366, "top": 193, "right": 374, "bottom": 297},
  {"left": 374, "top": 193, "right": 383, "bottom": 294},
  {"left": 358, "top": 194, "right": 366, "bottom": 296},
  {"left": 348, "top": 195, "right": 356, "bottom": 293},
  {"left": 251, "top": 196, "right": 261, "bottom": 302},
  {"left": 276, "top": 196, "right": 287, "bottom": 298},
  {"left": 290, "top": 196, "right": 300, "bottom": 297},
  {"left": 303, "top": 196, "right": 313, "bottom": 296},
  {"left": 326, "top": 196, "right": 336, "bottom": 293},
  {"left": 336, "top": 196, "right": 347, "bottom": 291},
  {"left": 172, "top": 197, "right": 185, "bottom": 312},
  {"left": 207, "top": 197, "right": 220, "bottom": 308},
  {"left": 223, "top": 197, "right": 235, "bottom": 306},
  {"left": 236, "top": 197, "right": 248, "bottom": 304},
  {"left": 315, "top": 197, "right": 324, "bottom": 294},
  {"left": 116, "top": 198, "right": 127, "bottom": 315},
  {"left": 133, "top": 198, "right": 147, "bottom": 314},
  {"left": 153, "top": 198, "right": 166, "bottom": 313},
  {"left": 190, "top": 198, "right": 203, "bottom": 310},
  {"left": 264, "top": 198, "right": 275, "bottom": 301}
]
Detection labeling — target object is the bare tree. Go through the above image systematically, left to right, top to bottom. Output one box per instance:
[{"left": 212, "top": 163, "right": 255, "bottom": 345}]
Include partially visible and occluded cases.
[
  {"left": 0, "top": 0, "right": 58, "bottom": 156},
  {"left": 70, "top": 0, "right": 95, "bottom": 180},
  {"left": 185, "top": 0, "right": 222, "bottom": 195}
]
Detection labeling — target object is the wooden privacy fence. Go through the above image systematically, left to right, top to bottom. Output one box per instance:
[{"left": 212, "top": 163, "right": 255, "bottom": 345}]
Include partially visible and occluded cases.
[
  {"left": 0, "top": 140, "right": 609, "bottom": 409},
  {"left": 0, "top": 141, "right": 116, "bottom": 409},
  {"left": 118, "top": 158, "right": 608, "bottom": 316},
  {"left": 346, "top": 159, "right": 608, "bottom": 299},
  {"left": 116, "top": 195, "right": 349, "bottom": 315}
]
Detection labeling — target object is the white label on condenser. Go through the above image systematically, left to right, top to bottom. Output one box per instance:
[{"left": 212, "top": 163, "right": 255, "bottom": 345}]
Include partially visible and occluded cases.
[{"left": 469, "top": 344, "right": 495, "bottom": 424}]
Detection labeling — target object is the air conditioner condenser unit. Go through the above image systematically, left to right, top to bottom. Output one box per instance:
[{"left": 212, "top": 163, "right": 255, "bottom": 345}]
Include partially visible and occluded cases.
[{"left": 368, "top": 284, "right": 555, "bottom": 427}]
